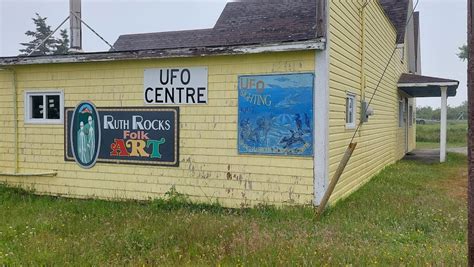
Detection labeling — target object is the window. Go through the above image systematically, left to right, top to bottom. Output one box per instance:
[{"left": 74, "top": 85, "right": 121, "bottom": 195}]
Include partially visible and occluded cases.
[
  {"left": 397, "top": 44, "right": 405, "bottom": 63},
  {"left": 25, "top": 91, "right": 64, "bottom": 124},
  {"left": 346, "top": 93, "right": 356, "bottom": 129}
]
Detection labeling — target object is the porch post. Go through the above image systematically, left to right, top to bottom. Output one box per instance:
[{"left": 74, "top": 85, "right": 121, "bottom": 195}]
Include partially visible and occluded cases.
[{"left": 440, "top": 86, "right": 448, "bottom": 163}]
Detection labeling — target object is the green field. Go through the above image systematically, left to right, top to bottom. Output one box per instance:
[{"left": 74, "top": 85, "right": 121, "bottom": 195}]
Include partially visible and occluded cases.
[
  {"left": 417, "top": 121, "right": 467, "bottom": 149},
  {"left": 0, "top": 154, "right": 468, "bottom": 265}
]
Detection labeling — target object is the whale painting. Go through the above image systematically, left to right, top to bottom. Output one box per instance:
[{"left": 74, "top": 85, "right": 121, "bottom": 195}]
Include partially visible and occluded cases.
[{"left": 238, "top": 73, "right": 314, "bottom": 156}]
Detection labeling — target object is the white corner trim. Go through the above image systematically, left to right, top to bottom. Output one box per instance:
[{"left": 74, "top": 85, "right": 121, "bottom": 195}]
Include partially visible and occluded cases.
[
  {"left": 314, "top": 0, "right": 330, "bottom": 206},
  {"left": 314, "top": 48, "right": 330, "bottom": 206}
]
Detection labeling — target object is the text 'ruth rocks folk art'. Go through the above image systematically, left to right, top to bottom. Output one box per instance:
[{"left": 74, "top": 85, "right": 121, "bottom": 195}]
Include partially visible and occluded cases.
[
  {"left": 238, "top": 73, "right": 314, "bottom": 156},
  {"left": 66, "top": 104, "right": 179, "bottom": 167}
]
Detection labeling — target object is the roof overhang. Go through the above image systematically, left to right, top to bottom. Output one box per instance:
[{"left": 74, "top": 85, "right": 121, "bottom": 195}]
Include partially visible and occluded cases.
[
  {"left": 0, "top": 39, "right": 325, "bottom": 67},
  {"left": 397, "top": 73, "right": 459, "bottom": 97}
]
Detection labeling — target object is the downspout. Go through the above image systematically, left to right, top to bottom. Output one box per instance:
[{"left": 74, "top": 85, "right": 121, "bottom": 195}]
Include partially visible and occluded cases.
[
  {"left": 359, "top": 0, "right": 368, "bottom": 134},
  {"left": 0, "top": 68, "right": 57, "bottom": 177}
]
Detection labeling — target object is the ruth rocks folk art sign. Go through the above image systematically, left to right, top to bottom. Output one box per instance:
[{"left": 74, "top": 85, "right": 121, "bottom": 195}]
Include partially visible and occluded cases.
[
  {"left": 238, "top": 73, "right": 314, "bottom": 156},
  {"left": 65, "top": 102, "right": 179, "bottom": 168}
]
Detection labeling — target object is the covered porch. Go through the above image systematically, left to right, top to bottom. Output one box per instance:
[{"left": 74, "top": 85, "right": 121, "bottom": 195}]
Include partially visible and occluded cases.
[{"left": 398, "top": 73, "right": 460, "bottom": 163}]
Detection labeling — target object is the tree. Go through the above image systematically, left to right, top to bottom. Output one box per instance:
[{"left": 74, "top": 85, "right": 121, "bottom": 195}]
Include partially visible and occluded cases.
[
  {"left": 19, "top": 13, "right": 69, "bottom": 56},
  {"left": 54, "top": 29, "right": 70, "bottom": 55},
  {"left": 459, "top": 44, "right": 468, "bottom": 61},
  {"left": 416, "top": 101, "right": 468, "bottom": 121}
]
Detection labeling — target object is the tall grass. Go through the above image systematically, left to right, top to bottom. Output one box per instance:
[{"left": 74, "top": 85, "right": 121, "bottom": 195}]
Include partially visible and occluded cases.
[{"left": 416, "top": 122, "right": 467, "bottom": 145}]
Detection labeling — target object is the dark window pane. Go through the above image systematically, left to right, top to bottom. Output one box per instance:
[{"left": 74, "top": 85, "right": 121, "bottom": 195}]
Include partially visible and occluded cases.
[
  {"left": 31, "top": 95, "right": 44, "bottom": 119},
  {"left": 46, "top": 95, "right": 60, "bottom": 119}
]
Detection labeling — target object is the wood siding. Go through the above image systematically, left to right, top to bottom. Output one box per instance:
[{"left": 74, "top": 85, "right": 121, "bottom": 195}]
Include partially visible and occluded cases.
[
  {"left": 328, "top": 0, "right": 416, "bottom": 203},
  {"left": 0, "top": 51, "right": 315, "bottom": 208}
]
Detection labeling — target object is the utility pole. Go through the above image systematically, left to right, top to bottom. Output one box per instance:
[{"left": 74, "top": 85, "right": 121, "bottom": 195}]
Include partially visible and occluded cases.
[{"left": 468, "top": 0, "right": 474, "bottom": 265}]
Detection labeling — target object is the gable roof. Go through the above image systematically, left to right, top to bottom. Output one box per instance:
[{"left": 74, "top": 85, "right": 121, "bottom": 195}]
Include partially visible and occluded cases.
[
  {"left": 0, "top": 0, "right": 414, "bottom": 67},
  {"left": 113, "top": 0, "right": 318, "bottom": 52},
  {"left": 114, "top": 0, "right": 411, "bottom": 51},
  {"left": 379, "top": 0, "right": 410, "bottom": 44}
]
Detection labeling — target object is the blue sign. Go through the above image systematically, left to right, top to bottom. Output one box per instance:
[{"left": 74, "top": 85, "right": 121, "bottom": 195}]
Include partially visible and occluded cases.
[{"left": 238, "top": 73, "right": 314, "bottom": 156}]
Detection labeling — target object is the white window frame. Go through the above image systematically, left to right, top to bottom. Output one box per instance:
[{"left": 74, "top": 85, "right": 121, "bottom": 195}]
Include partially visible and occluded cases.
[
  {"left": 397, "top": 44, "right": 405, "bottom": 63},
  {"left": 24, "top": 90, "right": 64, "bottom": 124},
  {"left": 345, "top": 92, "right": 356, "bottom": 129},
  {"left": 398, "top": 99, "right": 404, "bottom": 128}
]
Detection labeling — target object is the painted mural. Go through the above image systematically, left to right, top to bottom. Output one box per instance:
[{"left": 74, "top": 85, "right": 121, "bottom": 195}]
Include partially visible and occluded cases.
[
  {"left": 238, "top": 73, "right": 314, "bottom": 156},
  {"left": 70, "top": 101, "right": 101, "bottom": 169}
]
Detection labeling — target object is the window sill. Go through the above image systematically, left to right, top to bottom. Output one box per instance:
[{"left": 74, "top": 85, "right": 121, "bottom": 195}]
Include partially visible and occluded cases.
[{"left": 24, "top": 119, "right": 64, "bottom": 125}]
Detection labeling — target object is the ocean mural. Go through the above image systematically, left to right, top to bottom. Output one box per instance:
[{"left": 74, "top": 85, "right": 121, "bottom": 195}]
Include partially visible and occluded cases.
[{"left": 238, "top": 73, "right": 314, "bottom": 156}]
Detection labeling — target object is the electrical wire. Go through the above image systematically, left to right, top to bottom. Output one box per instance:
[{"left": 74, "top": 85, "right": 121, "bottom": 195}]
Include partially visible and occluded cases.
[
  {"left": 349, "top": 0, "right": 420, "bottom": 144},
  {"left": 69, "top": 11, "right": 116, "bottom": 51}
]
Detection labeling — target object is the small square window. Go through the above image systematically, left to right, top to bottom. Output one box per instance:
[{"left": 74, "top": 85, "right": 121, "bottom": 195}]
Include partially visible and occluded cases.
[
  {"left": 25, "top": 91, "right": 64, "bottom": 124},
  {"left": 346, "top": 93, "right": 356, "bottom": 129}
]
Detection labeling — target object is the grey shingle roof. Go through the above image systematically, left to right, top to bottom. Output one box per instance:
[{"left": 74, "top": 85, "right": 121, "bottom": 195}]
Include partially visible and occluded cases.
[
  {"left": 111, "top": 0, "right": 411, "bottom": 51},
  {"left": 113, "top": 0, "right": 317, "bottom": 52},
  {"left": 379, "top": 0, "right": 410, "bottom": 43},
  {"left": 112, "top": 29, "right": 215, "bottom": 51},
  {"left": 398, "top": 73, "right": 459, "bottom": 85}
]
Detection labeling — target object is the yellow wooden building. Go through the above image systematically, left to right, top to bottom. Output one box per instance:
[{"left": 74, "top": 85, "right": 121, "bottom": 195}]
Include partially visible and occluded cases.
[{"left": 0, "top": 0, "right": 459, "bottom": 208}]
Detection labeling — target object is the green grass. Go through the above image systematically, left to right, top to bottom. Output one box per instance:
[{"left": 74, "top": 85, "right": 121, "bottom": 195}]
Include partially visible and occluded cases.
[
  {"left": 417, "top": 122, "right": 467, "bottom": 145},
  {"left": 0, "top": 154, "right": 468, "bottom": 265}
]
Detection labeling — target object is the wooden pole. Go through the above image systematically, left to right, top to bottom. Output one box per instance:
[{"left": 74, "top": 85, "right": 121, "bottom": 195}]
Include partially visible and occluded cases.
[
  {"left": 468, "top": 0, "right": 474, "bottom": 264},
  {"left": 316, "top": 142, "right": 357, "bottom": 216}
]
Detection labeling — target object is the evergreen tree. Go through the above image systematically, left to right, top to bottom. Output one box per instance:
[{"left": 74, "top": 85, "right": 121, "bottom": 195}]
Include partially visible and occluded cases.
[
  {"left": 19, "top": 13, "right": 70, "bottom": 56},
  {"left": 54, "top": 29, "right": 70, "bottom": 55},
  {"left": 458, "top": 44, "right": 468, "bottom": 61}
]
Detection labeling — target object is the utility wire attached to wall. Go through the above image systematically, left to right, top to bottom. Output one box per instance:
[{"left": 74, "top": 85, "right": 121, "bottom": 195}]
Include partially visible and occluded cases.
[
  {"left": 317, "top": 0, "right": 421, "bottom": 216},
  {"left": 350, "top": 0, "right": 420, "bottom": 144}
]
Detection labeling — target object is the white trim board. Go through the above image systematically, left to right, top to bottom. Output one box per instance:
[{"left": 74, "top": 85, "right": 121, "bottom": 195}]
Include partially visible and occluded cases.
[
  {"left": 313, "top": 0, "right": 330, "bottom": 206},
  {"left": 398, "top": 82, "right": 458, "bottom": 87}
]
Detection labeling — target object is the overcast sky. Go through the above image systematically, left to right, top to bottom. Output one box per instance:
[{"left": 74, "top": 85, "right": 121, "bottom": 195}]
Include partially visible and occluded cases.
[{"left": 0, "top": 0, "right": 467, "bottom": 108}]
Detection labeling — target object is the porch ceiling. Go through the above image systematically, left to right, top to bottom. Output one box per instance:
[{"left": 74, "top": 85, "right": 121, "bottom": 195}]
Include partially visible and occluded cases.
[{"left": 397, "top": 73, "right": 459, "bottom": 97}]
